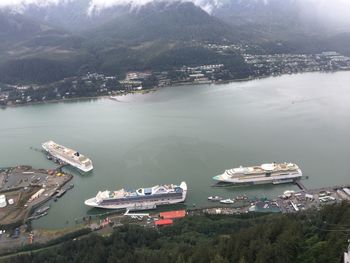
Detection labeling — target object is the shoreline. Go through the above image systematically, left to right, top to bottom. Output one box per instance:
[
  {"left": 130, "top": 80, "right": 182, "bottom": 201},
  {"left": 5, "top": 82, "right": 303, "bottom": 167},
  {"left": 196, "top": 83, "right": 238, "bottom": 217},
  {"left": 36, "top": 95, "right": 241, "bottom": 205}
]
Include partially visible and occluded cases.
[
  {"left": 2, "top": 70, "right": 344, "bottom": 109},
  {"left": 0, "top": 89, "right": 157, "bottom": 109},
  {"left": 2, "top": 180, "right": 350, "bottom": 255}
]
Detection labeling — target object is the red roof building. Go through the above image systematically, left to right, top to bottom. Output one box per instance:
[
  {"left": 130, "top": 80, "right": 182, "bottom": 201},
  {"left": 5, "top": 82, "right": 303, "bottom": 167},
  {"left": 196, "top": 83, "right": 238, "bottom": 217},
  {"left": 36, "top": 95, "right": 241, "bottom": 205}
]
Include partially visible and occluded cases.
[
  {"left": 159, "top": 210, "right": 186, "bottom": 219},
  {"left": 155, "top": 219, "right": 173, "bottom": 226}
]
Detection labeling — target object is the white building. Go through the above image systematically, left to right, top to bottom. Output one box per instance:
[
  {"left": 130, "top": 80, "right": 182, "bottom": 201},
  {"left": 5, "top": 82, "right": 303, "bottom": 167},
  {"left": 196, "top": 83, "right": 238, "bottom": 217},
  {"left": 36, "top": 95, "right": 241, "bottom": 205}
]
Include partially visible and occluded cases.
[
  {"left": 0, "top": 195, "right": 7, "bottom": 208},
  {"left": 344, "top": 240, "right": 350, "bottom": 263}
]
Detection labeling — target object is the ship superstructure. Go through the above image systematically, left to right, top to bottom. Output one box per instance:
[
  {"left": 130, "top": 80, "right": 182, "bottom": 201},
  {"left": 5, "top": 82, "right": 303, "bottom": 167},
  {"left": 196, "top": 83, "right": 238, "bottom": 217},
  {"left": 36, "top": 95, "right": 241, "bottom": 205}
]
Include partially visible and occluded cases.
[
  {"left": 42, "top": 141, "right": 93, "bottom": 172},
  {"left": 213, "top": 162, "right": 302, "bottom": 185},
  {"left": 84, "top": 182, "right": 187, "bottom": 210}
]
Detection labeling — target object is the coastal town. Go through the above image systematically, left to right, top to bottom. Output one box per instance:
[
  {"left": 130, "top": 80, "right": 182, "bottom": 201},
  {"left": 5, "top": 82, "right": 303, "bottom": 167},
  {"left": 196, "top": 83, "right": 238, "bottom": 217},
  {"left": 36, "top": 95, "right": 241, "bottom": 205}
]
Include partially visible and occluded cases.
[
  {"left": 1, "top": 48, "right": 350, "bottom": 107},
  {"left": 0, "top": 140, "right": 349, "bottom": 259},
  {"left": 1, "top": 159, "right": 350, "bottom": 256},
  {"left": 1, "top": 176, "right": 350, "bottom": 256}
]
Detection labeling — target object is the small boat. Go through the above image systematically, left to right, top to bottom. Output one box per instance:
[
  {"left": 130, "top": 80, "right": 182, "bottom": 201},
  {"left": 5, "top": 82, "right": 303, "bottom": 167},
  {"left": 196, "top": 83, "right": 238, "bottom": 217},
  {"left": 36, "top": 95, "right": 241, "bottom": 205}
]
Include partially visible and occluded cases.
[
  {"left": 55, "top": 189, "right": 67, "bottom": 198},
  {"left": 235, "top": 195, "right": 248, "bottom": 201},
  {"left": 208, "top": 196, "right": 222, "bottom": 201},
  {"left": 220, "top": 198, "right": 234, "bottom": 204},
  {"left": 35, "top": 206, "right": 50, "bottom": 215},
  {"left": 28, "top": 212, "right": 48, "bottom": 221}
]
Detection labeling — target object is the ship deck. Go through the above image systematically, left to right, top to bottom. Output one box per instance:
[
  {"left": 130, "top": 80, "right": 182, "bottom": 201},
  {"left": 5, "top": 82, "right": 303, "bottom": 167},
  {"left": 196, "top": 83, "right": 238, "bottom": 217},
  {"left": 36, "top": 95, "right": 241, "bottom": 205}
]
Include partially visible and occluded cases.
[
  {"left": 44, "top": 141, "right": 91, "bottom": 164},
  {"left": 226, "top": 163, "right": 299, "bottom": 177}
]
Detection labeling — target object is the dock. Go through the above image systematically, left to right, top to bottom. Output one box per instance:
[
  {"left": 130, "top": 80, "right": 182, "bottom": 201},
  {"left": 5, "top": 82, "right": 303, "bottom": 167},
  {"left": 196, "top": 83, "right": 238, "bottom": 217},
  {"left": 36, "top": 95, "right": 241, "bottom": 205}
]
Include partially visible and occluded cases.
[
  {"left": 56, "top": 164, "right": 69, "bottom": 172},
  {"left": 0, "top": 166, "right": 73, "bottom": 226},
  {"left": 295, "top": 180, "right": 308, "bottom": 191}
]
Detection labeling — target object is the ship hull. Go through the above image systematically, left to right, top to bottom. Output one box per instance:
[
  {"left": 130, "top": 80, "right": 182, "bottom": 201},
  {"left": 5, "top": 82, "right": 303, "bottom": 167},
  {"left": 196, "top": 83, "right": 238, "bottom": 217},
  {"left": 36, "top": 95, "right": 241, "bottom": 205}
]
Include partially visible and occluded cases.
[
  {"left": 85, "top": 182, "right": 187, "bottom": 210},
  {"left": 84, "top": 194, "right": 186, "bottom": 210}
]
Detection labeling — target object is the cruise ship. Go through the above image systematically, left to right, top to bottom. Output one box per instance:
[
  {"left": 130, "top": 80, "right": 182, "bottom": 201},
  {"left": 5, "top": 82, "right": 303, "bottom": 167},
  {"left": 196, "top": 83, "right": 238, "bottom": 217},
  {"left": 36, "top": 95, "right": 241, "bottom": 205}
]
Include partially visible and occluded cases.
[
  {"left": 42, "top": 141, "right": 93, "bottom": 172},
  {"left": 213, "top": 163, "right": 302, "bottom": 185},
  {"left": 84, "top": 182, "right": 187, "bottom": 210}
]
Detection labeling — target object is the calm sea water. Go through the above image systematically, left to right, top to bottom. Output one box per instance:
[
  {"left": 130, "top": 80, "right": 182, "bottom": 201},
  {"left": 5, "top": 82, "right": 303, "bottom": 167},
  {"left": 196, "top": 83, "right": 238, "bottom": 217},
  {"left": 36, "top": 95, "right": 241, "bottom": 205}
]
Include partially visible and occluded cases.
[{"left": 1, "top": 72, "right": 350, "bottom": 229}]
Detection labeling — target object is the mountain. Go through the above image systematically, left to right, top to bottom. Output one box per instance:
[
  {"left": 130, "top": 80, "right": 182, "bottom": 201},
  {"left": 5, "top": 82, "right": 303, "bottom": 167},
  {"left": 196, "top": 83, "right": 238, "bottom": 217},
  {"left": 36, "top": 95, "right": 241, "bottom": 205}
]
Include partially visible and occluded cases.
[
  {"left": 1, "top": 0, "right": 350, "bottom": 84},
  {"left": 19, "top": 0, "right": 131, "bottom": 32},
  {"left": 209, "top": 0, "right": 323, "bottom": 42},
  {"left": 209, "top": 0, "right": 350, "bottom": 42},
  {"left": 0, "top": 1, "right": 239, "bottom": 84},
  {"left": 80, "top": 1, "right": 244, "bottom": 76},
  {"left": 87, "top": 1, "right": 234, "bottom": 44},
  {"left": 0, "top": 11, "right": 89, "bottom": 84},
  {"left": 0, "top": 11, "right": 56, "bottom": 45}
]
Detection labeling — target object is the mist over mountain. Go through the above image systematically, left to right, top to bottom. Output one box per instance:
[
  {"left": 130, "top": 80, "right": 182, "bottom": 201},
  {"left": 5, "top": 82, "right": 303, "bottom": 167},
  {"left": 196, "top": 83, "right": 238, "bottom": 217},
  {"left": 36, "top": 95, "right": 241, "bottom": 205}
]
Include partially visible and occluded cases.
[
  {"left": 1, "top": 0, "right": 350, "bottom": 84},
  {"left": 3, "top": 0, "right": 350, "bottom": 32},
  {"left": 3, "top": 0, "right": 350, "bottom": 37},
  {"left": 14, "top": 0, "right": 132, "bottom": 32},
  {"left": 87, "top": 1, "right": 233, "bottom": 43},
  {"left": 0, "top": 10, "right": 89, "bottom": 84},
  {"left": 0, "top": 11, "right": 55, "bottom": 43}
]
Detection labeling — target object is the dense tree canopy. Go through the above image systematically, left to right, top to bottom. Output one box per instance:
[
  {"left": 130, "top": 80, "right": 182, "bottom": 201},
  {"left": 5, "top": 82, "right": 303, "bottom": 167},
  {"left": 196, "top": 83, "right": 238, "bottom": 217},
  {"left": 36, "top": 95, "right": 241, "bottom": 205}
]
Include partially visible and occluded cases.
[{"left": 7, "top": 202, "right": 350, "bottom": 263}]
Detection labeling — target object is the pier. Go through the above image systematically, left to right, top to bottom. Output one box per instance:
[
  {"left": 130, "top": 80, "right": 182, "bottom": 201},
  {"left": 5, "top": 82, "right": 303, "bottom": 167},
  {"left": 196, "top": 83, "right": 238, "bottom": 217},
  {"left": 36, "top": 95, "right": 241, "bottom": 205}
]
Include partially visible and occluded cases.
[
  {"left": 56, "top": 164, "right": 69, "bottom": 172},
  {"left": 0, "top": 166, "right": 72, "bottom": 227},
  {"left": 295, "top": 180, "right": 308, "bottom": 191}
]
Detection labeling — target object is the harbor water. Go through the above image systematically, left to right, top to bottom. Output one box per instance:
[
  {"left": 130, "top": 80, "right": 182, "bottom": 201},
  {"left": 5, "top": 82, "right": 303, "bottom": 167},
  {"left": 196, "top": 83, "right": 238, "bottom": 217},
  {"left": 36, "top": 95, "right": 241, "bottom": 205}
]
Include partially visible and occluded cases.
[{"left": 0, "top": 71, "right": 350, "bottom": 229}]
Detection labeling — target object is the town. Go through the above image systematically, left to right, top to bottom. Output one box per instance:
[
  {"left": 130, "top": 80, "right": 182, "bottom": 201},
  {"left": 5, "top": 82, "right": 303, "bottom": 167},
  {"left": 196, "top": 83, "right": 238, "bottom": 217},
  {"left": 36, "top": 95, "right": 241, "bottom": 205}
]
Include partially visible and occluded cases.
[{"left": 1, "top": 46, "right": 350, "bottom": 107}]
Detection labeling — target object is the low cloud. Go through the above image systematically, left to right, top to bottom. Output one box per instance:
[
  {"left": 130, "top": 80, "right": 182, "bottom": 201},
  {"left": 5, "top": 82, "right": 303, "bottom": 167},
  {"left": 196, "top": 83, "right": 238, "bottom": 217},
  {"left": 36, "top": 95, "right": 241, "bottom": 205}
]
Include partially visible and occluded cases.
[
  {"left": 0, "top": 0, "right": 72, "bottom": 9},
  {"left": 0, "top": 0, "right": 223, "bottom": 14},
  {"left": 2, "top": 0, "right": 350, "bottom": 27},
  {"left": 87, "top": 0, "right": 222, "bottom": 14},
  {"left": 305, "top": 0, "right": 350, "bottom": 27}
]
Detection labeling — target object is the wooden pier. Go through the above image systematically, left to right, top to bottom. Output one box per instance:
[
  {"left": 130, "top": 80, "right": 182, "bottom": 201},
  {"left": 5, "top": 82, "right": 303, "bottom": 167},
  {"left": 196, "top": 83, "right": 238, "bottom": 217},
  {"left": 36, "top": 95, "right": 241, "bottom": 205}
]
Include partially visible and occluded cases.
[{"left": 295, "top": 180, "right": 308, "bottom": 191}]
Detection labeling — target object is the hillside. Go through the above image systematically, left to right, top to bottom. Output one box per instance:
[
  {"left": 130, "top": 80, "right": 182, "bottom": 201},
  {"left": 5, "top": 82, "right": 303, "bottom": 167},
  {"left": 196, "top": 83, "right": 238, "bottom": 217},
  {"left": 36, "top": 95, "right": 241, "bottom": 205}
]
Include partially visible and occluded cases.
[
  {"left": 1, "top": 0, "right": 350, "bottom": 84},
  {"left": 19, "top": 0, "right": 131, "bottom": 32},
  {"left": 211, "top": 0, "right": 327, "bottom": 41},
  {"left": 0, "top": 1, "right": 242, "bottom": 84},
  {"left": 87, "top": 1, "right": 234, "bottom": 44},
  {"left": 0, "top": 11, "right": 90, "bottom": 84},
  {"left": 0, "top": 11, "right": 52, "bottom": 44},
  {"left": 7, "top": 202, "right": 350, "bottom": 263}
]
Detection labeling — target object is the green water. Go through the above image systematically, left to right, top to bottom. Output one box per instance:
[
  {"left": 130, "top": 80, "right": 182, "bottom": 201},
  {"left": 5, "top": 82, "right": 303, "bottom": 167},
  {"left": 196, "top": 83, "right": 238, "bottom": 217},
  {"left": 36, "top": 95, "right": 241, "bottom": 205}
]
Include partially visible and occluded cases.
[{"left": 1, "top": 72, "right": 350, "bottom": 229}]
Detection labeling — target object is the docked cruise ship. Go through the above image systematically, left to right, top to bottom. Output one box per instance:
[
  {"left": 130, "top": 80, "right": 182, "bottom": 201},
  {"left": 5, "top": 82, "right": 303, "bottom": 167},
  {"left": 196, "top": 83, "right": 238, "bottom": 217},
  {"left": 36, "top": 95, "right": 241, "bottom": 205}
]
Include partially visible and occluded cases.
[
  {"left": 42, "top": 141, "right": 93, "bottom": 172},
  {"left": 213, "top": 163, "right": 302, "bottom": 185},
  {"left": 84, "top": 182, "right": 187, "bottom": 210}
]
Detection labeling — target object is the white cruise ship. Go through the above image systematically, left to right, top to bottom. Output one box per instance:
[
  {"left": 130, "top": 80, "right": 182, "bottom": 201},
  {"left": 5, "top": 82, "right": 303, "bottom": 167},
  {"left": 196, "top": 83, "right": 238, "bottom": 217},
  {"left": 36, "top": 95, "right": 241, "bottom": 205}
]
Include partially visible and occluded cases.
[
  {"left": 42, "top": 141, "right": 93, "bottom": 172},
  {"left": 213, "top": 162, "right": 302, "bottom": 185},
  {"left": 85, "top": 182, "right": 187, "bottom": 210}
]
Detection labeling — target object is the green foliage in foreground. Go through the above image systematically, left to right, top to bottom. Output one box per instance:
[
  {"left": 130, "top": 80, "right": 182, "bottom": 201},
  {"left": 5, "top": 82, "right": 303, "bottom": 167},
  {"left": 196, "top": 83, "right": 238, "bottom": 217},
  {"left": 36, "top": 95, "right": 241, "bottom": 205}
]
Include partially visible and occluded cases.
[{"left": 9, "top": 203, "right": 350, "bottom": 263}]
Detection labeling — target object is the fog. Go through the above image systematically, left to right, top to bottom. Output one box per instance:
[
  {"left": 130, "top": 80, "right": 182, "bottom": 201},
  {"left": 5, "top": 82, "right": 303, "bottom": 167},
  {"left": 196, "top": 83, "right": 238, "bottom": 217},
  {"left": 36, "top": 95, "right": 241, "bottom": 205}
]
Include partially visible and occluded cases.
[
  {"left": 0, "top": 0, "right": 71, "bottom": 9},
  {"left": 2, "top": 0, "right": 350, "bottom": 28},
  {"left": 86, "top": 0, "right": 222, "bottom": 14},
  {"left": 303, "top": 0, "right": 350, "bottom": 28}
]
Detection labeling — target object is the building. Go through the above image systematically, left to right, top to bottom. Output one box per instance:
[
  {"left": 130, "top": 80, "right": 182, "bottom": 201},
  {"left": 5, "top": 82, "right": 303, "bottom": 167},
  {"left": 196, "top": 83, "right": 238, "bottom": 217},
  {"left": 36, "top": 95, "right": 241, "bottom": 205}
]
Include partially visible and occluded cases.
[
  {"left": 126, "top": 71, "right": 152, "bottom": 81},
  {"left": 0, "top": 195, "right": 6, "bottom": 208},
  {"left": 160, "top": 210, "right": 186, "bottom": 219},
  {"left": 155, "top": 219, "right": 173, "bottom": 226},
  {"left": 344, "top": 240, "right": 350, "bottom": 263}
]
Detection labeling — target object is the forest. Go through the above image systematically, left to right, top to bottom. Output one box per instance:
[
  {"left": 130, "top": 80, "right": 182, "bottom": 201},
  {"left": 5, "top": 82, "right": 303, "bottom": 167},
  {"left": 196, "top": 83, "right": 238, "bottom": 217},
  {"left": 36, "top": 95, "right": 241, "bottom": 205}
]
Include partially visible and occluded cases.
[{"left": 7, "top": 202, "right": 350, "bottom": 263}]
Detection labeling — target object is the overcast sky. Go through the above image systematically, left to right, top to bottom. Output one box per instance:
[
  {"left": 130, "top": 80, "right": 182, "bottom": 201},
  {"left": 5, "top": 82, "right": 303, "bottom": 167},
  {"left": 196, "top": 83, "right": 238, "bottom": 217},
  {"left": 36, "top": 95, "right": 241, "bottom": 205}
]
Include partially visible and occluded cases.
[
  {"left": 0, "top": 0, "right": 222, "bottom": 14},
  {"left": 1, "top": 0, "right": 350, "bottom": 26}
]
